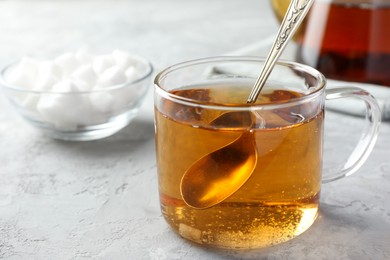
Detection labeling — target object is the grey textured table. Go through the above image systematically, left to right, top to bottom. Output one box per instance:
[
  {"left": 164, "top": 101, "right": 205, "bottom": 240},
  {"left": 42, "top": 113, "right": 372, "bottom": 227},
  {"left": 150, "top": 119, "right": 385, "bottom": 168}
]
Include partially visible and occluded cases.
[{"left": 0, "top": 1, "right": 389, "bottom": 259}]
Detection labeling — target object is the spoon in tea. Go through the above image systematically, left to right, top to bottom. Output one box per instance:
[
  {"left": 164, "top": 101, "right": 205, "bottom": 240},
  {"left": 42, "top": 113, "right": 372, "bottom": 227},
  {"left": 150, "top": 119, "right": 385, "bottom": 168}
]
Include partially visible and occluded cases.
[
  {"left": 180, "top": 0, "right": 315, "bottom": 209},
  {"left": 180, "top": 112, "right": 257, "bottom": 209}
]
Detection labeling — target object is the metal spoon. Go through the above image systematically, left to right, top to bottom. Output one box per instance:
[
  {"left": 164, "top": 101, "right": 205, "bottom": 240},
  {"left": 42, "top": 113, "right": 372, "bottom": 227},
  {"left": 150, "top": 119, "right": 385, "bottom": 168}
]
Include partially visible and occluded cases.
[
  {"left": 180, "top": 0, "right": 314, "bottom": 209},
  {"left": 247, "top": 0, "right": 315, "bottom": 103},
  {"left": 180, "top": 112, "right": 257, "bottom": 209}
]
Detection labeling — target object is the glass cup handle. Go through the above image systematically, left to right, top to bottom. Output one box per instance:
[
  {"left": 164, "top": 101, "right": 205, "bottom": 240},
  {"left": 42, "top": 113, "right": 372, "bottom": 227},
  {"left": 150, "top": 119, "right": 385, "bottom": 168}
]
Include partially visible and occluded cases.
[{"left": 323, "top": 87, "right": 382, "bottom": 183}]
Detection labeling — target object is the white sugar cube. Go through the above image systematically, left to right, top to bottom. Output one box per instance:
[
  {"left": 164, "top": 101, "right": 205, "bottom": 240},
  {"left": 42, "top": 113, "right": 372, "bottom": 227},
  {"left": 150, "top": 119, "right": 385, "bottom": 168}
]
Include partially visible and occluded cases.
[
  {"left": 54, "top": 52, "right": 80, "bottom": 77},
  {"left": 92, "top": 55, "right": 115, "bottom": 74},
  {"left": 6, "top": 57, "right": 40, "bottom": 89},
  {"left": 39, "top": 60, "right": 63, "bottom": 79},
  {"left": 71, "top": 64, "right": 96, "bottom": 86},
  {"left": 97, "top": 65, "right": 127, "bottom": 87},
  {"left": 125, "top": 66, "right": 137, "bottom": 81},
  {"left": 6, "top": 67, "right": 33, "bottom": 89},
  {"left": 34, "top": 74, "right": 59, "bottom": 91},
  {"left": 52, "top": 79, "right": 92, "bottom": 93},
  {"left": 72, "top": 79, "right": 91, "bottom": 92},
  {"left": 52, "top": 80, "right": 74, "bottom": 92},
  {"left": 37, "top": 91, "right": 93, "bottom": 129},
  {"left": 21, "top": 94, "right": 40, "bottom": 111},
  {"left": 37, "top": 94, "right": 70, "bottom": 126},
  {"left": 37, "top": 95, "right": 77, "bottom": 130}
]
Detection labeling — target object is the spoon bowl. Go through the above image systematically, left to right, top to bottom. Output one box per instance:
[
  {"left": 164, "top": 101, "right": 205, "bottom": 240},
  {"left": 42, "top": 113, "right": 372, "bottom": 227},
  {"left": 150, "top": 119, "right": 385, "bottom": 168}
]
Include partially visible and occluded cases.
[{"left": 180, "top": 112, "right": 258, "bottom": 209}]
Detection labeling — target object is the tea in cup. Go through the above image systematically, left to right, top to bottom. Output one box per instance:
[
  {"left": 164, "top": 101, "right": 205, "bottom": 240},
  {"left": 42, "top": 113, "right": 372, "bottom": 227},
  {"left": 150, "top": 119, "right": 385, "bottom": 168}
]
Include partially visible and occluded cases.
[{"left": 154, "top": 57, "right": 381, "bottom": 249}]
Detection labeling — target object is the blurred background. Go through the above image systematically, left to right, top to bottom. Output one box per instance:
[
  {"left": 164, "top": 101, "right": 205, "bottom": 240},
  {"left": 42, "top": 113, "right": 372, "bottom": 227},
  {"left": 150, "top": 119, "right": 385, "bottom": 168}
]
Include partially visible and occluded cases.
[{"left": 0, "top": 0, "right": 278, "bottom": 70}]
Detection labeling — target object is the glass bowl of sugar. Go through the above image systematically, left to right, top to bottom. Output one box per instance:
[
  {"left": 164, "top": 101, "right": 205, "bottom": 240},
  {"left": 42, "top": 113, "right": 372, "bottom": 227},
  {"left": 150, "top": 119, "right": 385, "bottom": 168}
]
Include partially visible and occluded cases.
[{"left": 0, "top": 50, "right": 153, "bottom": 141}]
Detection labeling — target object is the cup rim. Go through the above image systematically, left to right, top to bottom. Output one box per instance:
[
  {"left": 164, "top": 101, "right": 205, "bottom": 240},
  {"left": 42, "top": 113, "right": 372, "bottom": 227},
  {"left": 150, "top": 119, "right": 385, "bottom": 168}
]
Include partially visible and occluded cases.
[
  {"left": 0, "top": 54, "right": 153, "bottom": 94},
  {"left": 154, "top": 56, "right": 326, "bottom": 110}
]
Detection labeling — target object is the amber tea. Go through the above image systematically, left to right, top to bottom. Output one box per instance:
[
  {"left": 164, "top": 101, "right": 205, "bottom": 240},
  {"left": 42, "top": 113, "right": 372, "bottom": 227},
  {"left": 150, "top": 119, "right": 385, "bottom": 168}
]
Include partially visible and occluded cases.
[
  {"left": 154, "top": 57, "right": 380, "bottom": 249},
  {"left": 155, "top": 84, "right": 323, "bottom": 249}
]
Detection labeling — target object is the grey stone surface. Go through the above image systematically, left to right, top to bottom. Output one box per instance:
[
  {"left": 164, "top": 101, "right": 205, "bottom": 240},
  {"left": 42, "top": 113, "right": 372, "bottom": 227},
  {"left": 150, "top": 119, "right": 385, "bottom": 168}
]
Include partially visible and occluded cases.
[{"left": 0, "top": 0, "right": 389, "bottom": 259}]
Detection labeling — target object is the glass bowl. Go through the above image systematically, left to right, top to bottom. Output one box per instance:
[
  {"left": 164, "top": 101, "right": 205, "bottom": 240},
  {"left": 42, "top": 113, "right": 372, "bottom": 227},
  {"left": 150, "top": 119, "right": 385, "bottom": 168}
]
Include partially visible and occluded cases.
[{"left": 0, "top": 54, "right": 153, "bottom": 141}]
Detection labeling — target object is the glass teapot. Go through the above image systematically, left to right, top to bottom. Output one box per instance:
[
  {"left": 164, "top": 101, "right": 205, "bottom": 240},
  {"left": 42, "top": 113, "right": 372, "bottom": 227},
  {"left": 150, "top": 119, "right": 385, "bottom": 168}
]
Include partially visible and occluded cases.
[{"left": 271, "top": 0, "right": 390, "bottom": 87}]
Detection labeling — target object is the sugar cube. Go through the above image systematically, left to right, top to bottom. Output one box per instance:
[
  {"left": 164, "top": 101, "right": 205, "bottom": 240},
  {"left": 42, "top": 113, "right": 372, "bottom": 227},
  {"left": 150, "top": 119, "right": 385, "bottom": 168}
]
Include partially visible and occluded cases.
[
  {"left": 54, "top": 52, "right": 80, "bottom": 77},
  {"left": 92, "top": 55, "right": 115, "bottom": 75},
  {"left": 6, "top": 57, "right": 40, "bottom": 89},
  {"left": 39, "top": 60, "right": 63, "bottom": 79},
  {"left": 71, "top": 64, "right": 96, "bottom": 87},
  {"left": 97, "top": 65, "right": 127, "bottom": 87},
  {"left": 34, "top": 74, "right": 59, "bottom": 91}
]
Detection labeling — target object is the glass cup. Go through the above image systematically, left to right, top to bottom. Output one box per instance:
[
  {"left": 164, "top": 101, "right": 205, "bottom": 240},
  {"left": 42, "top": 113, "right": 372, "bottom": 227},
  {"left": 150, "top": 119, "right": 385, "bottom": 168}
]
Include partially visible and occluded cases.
[{"left": 154, "top": 57, "right": 381, "bottom": 249}]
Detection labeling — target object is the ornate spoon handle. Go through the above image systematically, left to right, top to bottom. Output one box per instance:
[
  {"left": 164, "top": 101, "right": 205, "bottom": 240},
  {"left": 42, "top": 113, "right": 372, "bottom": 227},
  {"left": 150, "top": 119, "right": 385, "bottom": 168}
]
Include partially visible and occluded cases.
[{"left": 247, "top": 0, "right": 315, "bottom": 103}]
